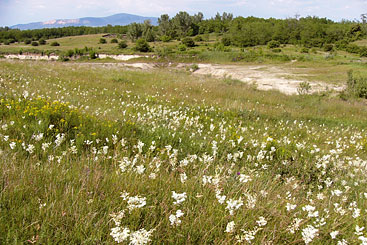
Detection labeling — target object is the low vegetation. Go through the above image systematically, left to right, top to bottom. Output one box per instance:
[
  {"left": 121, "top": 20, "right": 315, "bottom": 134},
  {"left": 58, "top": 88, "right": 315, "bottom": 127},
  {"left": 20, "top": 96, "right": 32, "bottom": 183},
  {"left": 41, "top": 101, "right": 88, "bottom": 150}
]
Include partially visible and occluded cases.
[{"left": 0, "top": 60, "right": 367, "bottom": 244}]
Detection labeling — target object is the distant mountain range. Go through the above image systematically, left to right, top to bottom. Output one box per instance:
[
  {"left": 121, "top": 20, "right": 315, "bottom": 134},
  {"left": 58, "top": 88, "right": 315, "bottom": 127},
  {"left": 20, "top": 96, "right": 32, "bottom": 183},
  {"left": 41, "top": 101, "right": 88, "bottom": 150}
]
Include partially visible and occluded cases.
[{"left": 11, "top": 13, "right": 158, "bottom": 30}]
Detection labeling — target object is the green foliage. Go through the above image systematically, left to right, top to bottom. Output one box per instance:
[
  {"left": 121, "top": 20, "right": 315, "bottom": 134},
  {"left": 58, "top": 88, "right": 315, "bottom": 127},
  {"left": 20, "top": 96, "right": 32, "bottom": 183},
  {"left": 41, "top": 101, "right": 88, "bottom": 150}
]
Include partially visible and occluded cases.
[
  {"left": 142, "top": 20, "right": 155, "bottom": 42},
  {"left": 128, "top": 23, "right": 143, "bottom": 42},
  {"left": 160, "top": 35, "right": 171, "bottom": 42},
  {"left": 194, "top": 35, "right": 203, "bottom": 42},
  {"left": 221, "top": 36, "right": 231, "bottom": 46},
  {"left": 181, "top": 37, "right": 195, "bottom": 47},
  {"left": 39, "top": 38, "right": 46, "bottom": 45},
  {"left": 99, "top": 38, "right": 107, "bottom": 44},
  {"left": 110, "top": 38, "right": 118, "bottom": 43},
  {"left": 134, "top": 38, "right": 151, "bottom": 52},
  {"left": 24, "top": 39, "right": 31, "bottom": 45},
  {"left": 118, "top": 40, "right": 128, "bottom": 49},
  {"left": 267, "top": 40, "right": 280, "bottom": 49},
  {"left": 31, "top": 41, "right": 39, "bottom": 46},
  {"left": 50, "top": 41, "right": 60, "bottom": 46},
  {"left": 177, "top": 44, "right": 187, "bottom": 51},
  {"left": 323, "top": 44, "right": 333, "bottom": 52},
  {"left": 345, "top": 44, "right": 361, "bottom": 54},
  {"left": 300, "top": 47, "right": 309, "bottom": 53},
  {"left": 359, "top": 47, "right": 367, "bottom": 57},
  {"left": 271, "top": 48, "right": 282, "bottom": 53},
  {"left": 66, "top": 49, "right": 74, "bottom": 58},
  {"left": 89, "top": 50, "right": 97, "bottom": 59},
  {"left": 189, "top": 63, "right": 199, "bottom": 72},
  {"left": 347, "top": 70, "right": 367, "bottom": 98},
  {"left": 297, "top": 81, "right": 312, "bottom": 95}
]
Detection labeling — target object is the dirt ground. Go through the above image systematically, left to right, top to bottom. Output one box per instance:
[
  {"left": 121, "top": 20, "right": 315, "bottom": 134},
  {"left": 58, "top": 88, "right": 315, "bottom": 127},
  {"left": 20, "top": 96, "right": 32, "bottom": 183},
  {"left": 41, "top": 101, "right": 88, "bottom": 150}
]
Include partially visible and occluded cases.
[{"left": 3, "top": 55, "right": 344, "bottom": 95}]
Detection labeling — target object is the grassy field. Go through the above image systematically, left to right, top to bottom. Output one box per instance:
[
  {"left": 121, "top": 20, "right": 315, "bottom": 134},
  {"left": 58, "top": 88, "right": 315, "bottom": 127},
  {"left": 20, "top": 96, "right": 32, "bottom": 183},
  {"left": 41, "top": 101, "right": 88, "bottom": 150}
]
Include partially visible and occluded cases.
[
  {"left": 2, "top": 34, "right": 367, "bottom": 87},
  {"left": 0, "top": 59, "right": 367, "bottom": 244}
]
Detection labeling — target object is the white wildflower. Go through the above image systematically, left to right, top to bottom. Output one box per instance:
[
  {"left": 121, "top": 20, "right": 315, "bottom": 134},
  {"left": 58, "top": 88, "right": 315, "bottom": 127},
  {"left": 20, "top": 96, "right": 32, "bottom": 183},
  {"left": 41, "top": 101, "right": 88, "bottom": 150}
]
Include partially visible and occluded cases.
[
  {"left": 172, "top": 191, "right": 187, "bottom": 205},
  {"left": 169, "top": 209, "right": 184, "bottom": 226},
  {"left": 256, "top": 216, "right": 267, "bottom": 227},
  {"left": 225, "top": 221, "right": 235, "bottom": 233},
  {"left": 301, "top": 225, "right": 319, "bottom": 244},
  {"left": 129, "top": 228, "right": 154, "bottom": 245},
  {"left": 330, "top": 230, "right": 339, "bottom": 239}
]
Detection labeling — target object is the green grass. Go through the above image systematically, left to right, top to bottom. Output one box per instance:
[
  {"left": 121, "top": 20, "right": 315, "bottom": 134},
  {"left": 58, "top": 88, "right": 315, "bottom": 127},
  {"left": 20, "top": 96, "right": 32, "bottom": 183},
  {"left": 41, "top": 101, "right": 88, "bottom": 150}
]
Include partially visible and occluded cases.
[{"left": 1, "top": 59, "right": 367, "bottom": 244}]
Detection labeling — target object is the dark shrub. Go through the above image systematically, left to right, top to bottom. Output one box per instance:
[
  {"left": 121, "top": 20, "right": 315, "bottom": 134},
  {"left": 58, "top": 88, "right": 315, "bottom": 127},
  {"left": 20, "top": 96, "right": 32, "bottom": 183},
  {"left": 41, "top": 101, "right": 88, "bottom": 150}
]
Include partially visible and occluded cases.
[
  {"left": 221, "top": 36, "right": 231, "bottom": 46},
  {"left": 181, "top": 37, "right": 195, "bottom": 47},
  {"left": 134, "top": 38, "right": 151, "bottom": 52},
  {"left": 39, "top": 39, "right": 46, "bottom": 45},
  {"left": 118, "top": 40, "right": 128, "bottom": 49},
  {"left": 267, "top": 40, "right": 280, "bottom": 49},
  {"left": 50, "top": 41, "right": 60, "bottom": 46},
  {"left": 323, "top": 44, "right": 333, "bottom": 52}
]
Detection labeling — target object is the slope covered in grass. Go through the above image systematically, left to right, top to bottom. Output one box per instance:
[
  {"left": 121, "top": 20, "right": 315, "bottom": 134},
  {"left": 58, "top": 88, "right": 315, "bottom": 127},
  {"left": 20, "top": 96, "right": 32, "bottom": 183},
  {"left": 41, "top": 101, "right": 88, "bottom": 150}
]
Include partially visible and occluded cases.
[{"left": 1, "top": 60, "right": 367, "bottom": 244}]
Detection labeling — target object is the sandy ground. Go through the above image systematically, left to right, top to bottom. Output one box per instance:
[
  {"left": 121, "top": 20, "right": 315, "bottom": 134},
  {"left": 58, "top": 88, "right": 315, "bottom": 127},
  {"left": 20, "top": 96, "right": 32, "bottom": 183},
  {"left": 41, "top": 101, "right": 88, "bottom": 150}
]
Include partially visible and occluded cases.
[
  {"left": 2, "top": 54, "right": 344, "bottom": 95},
  {"left": 191, "top": 63, "right": 344, "bottom": 95}
]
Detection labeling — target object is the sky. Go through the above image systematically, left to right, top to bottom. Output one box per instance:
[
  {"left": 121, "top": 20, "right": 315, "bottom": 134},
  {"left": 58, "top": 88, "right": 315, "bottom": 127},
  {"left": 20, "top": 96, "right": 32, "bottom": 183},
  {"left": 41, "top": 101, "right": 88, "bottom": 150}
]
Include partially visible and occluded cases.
[{"left": 1, "top": 0, "right": 367, "bottom": 27}]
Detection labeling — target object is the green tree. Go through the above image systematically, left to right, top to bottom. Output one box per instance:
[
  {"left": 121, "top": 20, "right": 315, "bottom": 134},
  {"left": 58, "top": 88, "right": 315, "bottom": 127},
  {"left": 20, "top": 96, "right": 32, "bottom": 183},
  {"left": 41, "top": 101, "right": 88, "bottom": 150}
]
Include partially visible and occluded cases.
[
  {"left": 172, "top": 11, "right": 192, "bottom": 37},
  {"left": 142, "top": 20, "right": 155, "bottom": 42},
  {"left": 128, "top": 23, "right": 143, "bottom": 42},
  {"left": 134, "top": 38, "right": 151, "bottom": 52}
]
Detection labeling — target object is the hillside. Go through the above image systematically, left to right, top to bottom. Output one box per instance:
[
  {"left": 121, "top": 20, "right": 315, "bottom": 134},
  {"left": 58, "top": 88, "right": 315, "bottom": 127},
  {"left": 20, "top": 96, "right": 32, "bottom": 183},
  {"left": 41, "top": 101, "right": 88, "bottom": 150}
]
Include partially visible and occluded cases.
[{"left": 11, "top": 13, "right": 158, "bottom": 30}]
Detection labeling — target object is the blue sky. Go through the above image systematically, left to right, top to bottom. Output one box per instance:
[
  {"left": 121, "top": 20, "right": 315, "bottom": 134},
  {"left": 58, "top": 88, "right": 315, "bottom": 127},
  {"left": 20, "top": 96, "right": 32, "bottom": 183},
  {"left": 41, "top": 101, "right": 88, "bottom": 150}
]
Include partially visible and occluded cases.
[{"left": 1, "top": 0, "right": 367, "bottom": 27}]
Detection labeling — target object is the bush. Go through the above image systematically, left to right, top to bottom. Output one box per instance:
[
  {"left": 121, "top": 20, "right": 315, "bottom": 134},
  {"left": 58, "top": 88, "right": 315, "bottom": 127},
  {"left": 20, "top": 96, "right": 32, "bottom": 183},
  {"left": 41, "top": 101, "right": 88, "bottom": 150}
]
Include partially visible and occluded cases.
[
  {"left": 160, "top": 35, "right": 171, "bottom": 42},
  {"left": 194, "top": 36, "right": 203, "bottom": 42},
  {"left": 181, "top": 37, "right": 195, "bottom": 47},
  {"left": 221, "top": 37, "right": 231, "bottom": 46},
  {"left": 99, "top": 38, "right": 107, "bottom": 44},
  {"left": 110, "top": 38, "right": 118, "bottom": 43},
  {"left": 134, "top": 38, "right": 151, "bottom": 52},
  {"left": 24, "top": 39, "right": 31, "bottom": 45},
  {"left": 39, "top": 39, "right": 46, "bottom": 45},
  {"left": 4, "top": 40, "right": 10, "bottom": 45},
  {"left": 118, "top": 40, "right": 128, "bottom": 49},
  {"left": 267, "top": 40, "right": 280, "bottom": 49},
  {"left": 31, "top": 41, "right": 39, "bottom": 46},
  {"left": 50, "top": 41, "right": 60, "bottom": 46},
  {"left": 177, "top": 44, "right": 187, "bottom": 52},
  {"left": 323, "top": 44, "right": 333, "bottom": 52},
  {"left": 346, "top": 44, "right": 360, "bottom": 54},
  {"left": 300, "top": 47, "right": 309, "bottom": 53},
  {"left": 359, "top": 47, "right": 367, "bottom": 57},
  {"left": 272, "top": 48, "right": 282, "bottom": 53},
  {"left": 66, "top": 50, "right": 74, "bottom": 58},
  {"left": 89, "top": 50, "right": 97, "bottom": 59},
  {"left": 58, "top": 54, "right": 69, "bottom": 62},
  {"left": 347, "top": 70, "right": 367, "bottom": 98},
  {"left": 297, "top": 81, "right": 312, "bottom": 95}
]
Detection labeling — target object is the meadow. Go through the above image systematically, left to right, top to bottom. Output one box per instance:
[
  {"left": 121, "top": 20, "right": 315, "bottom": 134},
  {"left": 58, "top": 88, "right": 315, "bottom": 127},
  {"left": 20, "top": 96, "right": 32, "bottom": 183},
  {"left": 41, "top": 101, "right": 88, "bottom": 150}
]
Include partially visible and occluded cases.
[{"left": 0, "top": 58, "right": 367, "bottom": 244}]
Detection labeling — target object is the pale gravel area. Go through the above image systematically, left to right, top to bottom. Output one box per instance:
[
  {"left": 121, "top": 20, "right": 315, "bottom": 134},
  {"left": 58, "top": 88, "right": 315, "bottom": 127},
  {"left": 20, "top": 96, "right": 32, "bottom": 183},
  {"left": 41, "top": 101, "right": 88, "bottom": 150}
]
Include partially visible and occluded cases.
[
  {"left": 2, "top": 54, "right": 344, "bottom": 95},
  {"left": 192, "top": 63, "right": 344, "bottom": 95}
]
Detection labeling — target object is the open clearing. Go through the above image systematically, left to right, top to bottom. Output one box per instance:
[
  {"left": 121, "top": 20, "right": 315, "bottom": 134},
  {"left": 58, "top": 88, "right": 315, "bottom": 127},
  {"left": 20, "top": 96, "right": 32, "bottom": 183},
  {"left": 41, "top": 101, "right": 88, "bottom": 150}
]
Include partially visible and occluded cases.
[{"left": 2, "top": 54, "right": 339, "bottom": 95}]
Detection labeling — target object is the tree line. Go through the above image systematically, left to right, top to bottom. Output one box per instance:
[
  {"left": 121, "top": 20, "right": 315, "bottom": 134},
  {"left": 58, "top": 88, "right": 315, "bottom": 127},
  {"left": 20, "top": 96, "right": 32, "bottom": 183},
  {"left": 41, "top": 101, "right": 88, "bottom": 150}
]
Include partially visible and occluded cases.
[{"left": 1, "top": 12, "right": 367, "bottom": 53}]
